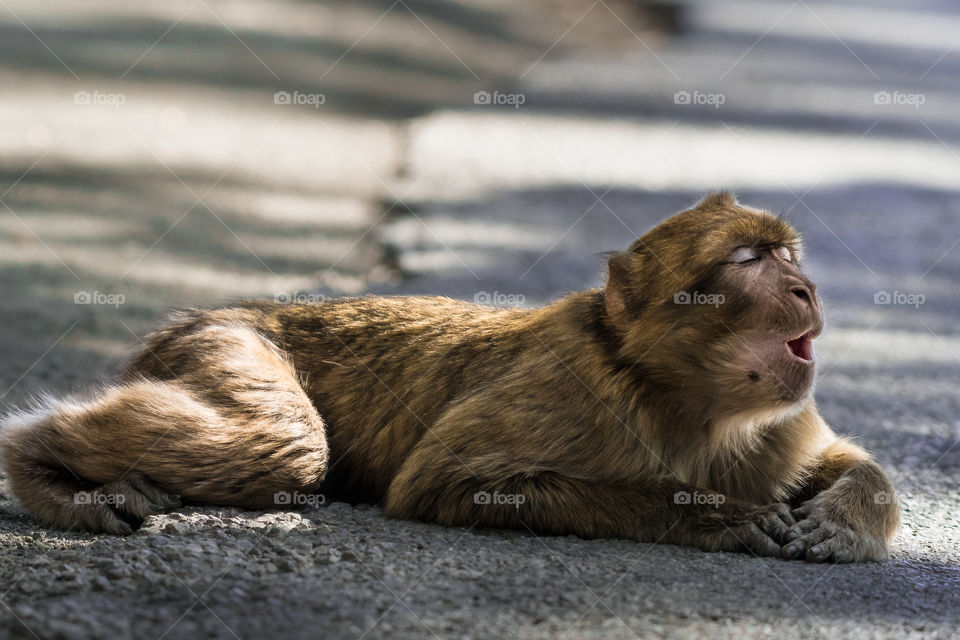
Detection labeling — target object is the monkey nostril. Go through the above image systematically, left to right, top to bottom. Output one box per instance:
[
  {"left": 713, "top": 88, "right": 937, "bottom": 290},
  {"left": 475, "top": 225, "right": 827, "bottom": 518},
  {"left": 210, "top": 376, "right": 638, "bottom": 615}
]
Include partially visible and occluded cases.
[{"left": 792, "top": 287, "right": 811, "bottom": 303}]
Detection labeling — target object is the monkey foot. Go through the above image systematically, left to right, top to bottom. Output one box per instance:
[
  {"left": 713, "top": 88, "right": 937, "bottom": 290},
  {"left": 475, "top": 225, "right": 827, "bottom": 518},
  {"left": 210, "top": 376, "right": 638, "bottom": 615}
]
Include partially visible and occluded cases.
[
  {"left": 71, "top": 473, "right": 181, "bottom": 535},
  {"left": 781, "top": 501, "right": 888, "bottom": 563}
]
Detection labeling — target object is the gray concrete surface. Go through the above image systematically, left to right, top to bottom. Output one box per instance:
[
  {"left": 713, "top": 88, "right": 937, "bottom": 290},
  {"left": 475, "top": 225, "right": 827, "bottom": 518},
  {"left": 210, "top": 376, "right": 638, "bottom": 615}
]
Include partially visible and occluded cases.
[{"left": 1, "top": 1, "right": 959, "bottom": 639}]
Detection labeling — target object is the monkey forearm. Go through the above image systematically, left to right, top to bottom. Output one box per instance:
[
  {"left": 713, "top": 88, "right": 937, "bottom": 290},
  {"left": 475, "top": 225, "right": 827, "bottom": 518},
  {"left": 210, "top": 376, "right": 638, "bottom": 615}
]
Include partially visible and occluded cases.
[
  {"left": 776, "top": 438, "right": 899, "bottom": 561},
  {"left": 788, "top": 438, "right": 868, "bottom": 507},
  {"left": 789, "top": 438, "right": 898, "bottom": 542},
  {"left": 805, "top": 457, "right": 898, "bottom": 543},
  {"left": 385, "top": 472, "right": 794, "bottom": 556}
]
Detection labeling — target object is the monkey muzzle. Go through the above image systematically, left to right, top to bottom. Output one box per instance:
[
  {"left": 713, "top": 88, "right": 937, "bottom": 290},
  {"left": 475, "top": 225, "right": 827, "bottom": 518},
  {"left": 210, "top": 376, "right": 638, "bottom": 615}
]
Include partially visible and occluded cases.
[{"left": 786, "top": 332, "right": 815, "bottom": 363}]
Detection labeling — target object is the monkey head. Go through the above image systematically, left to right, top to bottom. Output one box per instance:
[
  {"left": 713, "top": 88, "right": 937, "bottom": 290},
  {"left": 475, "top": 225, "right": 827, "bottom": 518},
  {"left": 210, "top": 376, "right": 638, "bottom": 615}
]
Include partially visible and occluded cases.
[{"left": 604, "top": 191, "right": 823, "bottom": 418}]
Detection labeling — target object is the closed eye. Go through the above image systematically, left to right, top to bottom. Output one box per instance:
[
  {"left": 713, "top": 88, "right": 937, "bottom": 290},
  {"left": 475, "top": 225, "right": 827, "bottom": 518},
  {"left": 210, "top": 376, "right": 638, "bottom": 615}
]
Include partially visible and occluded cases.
[
  {"left": 772, "top": 245, "right": 793, "bottom": 262},
  {"left": 727, "top": 247, "right": 761, "bottom": 264}
]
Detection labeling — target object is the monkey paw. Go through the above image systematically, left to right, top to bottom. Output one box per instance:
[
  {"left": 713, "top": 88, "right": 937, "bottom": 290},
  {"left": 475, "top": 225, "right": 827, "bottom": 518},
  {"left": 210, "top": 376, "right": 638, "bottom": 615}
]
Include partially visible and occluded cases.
[
  {"left": 75, "top": 473, "right": 181, "bottom": 535},
  {"left": 781, "top": 501, "right": 887, "bottom": 563},
  {"left": 723, "top": 503, "right": 796, "bottom": 557}
]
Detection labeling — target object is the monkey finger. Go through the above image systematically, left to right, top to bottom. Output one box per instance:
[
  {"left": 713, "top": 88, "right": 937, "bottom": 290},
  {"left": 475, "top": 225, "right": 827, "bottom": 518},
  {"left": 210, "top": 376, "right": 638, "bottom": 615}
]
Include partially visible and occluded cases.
[
  {"left": 125, "top": 473, "right": 176, "bottom": 507},
  {"left": 98, "top": 474, "right": 179, "bottom": 532},
  {"left": 126, "top": 474, "right": 181, "bottom": 510},
  {"left": 790, "top": 502, "right": 814, "bottom": 519},
  {"left": 767, "top": 503, "right": 796, "bottom": 527},
  {"left": 75, "top": 504, "right": 135, "bottom": 535},
  {"left": 754, "top": 510, "right": 792, "bottom": 544},
  {"left": 784, "top": 517, "right": 820, "bottom": 542},
  {"left": 780, "top": 522, "right": 837, "bottom": 559},
  {"left": 739, "top": 523, "right": 782, "bottom": 557},
  {"left": 805, "top": 529, "right": 855, "bottom": 563},
  {"left": 806, "top": 529, "right": 887, "bottom": 563},
  {"left": 805, "top": 540, "right": 842, "bottom": 563}
]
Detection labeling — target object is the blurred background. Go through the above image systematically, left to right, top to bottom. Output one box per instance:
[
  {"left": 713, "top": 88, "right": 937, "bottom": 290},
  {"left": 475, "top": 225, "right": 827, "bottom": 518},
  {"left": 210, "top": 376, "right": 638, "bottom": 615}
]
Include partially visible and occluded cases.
[{"left": 1, "top": 1, "right": 959, "bottom": 638}]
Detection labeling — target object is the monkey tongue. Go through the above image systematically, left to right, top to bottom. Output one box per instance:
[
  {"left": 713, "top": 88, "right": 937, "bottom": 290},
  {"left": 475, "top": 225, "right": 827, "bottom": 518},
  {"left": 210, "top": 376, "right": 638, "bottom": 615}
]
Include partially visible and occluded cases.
[{"left": 786, "top": 333, "right": 814, "bottom": 362}]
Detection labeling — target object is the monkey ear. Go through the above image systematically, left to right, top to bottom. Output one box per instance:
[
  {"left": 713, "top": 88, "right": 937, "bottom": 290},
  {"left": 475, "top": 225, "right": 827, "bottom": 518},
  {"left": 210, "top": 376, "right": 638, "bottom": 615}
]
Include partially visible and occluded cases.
[
  {"left": 696, "top": 190, "right": 737, "bottom": 209},
  {"left": 604, "top": 251, "right": 636, "bottom": 321}
]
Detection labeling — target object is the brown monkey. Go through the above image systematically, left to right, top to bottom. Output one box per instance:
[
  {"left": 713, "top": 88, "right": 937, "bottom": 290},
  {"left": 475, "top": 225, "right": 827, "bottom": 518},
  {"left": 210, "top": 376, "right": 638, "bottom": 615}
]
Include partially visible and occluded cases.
[{"left": 0, "top": 192, "right": 898, "bottom": 562}]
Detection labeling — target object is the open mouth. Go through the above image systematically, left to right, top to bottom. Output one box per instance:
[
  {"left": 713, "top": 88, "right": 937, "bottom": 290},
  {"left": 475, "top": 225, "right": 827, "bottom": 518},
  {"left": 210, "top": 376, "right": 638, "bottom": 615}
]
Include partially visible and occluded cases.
[{"left": 786, "top": 332, "right": 814, "bottom": 363}]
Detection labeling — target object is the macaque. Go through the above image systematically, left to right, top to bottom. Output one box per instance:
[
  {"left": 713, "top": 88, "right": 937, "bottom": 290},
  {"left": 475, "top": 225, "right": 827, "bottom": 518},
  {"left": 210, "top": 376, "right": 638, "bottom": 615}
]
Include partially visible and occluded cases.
[{"left": 1, "top": 191, "right": 898, "bottom": 562}]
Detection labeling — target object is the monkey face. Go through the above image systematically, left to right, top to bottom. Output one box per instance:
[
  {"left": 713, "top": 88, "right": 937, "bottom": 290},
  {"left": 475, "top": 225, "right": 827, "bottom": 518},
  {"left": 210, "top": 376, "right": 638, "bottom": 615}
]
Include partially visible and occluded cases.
[
  {"left": 604, "top": 191, "right": 824, "bottom": 416},
  {"left": 706, "top": 240, "right": 823, "bottom": 407}
]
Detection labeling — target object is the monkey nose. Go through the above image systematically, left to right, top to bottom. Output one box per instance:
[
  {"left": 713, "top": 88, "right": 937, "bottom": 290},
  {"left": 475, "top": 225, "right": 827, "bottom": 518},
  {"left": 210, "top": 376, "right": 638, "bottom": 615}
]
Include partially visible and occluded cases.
[
  {"left": 790, "top": 281, "right": 818, "bottom": 306},
  {"left": 791, "top": 286, "right": 811, "bottom": 304}
]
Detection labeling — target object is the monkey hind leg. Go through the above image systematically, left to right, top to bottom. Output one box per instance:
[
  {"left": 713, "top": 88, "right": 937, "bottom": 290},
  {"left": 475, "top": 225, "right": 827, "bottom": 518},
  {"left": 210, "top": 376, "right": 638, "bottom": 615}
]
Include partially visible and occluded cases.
[
  {"left": 1, "top": 372, "right": 328, "bottom": 534},
  {"left": 0, "top": 400, "right": 181, "bottom": 534}
]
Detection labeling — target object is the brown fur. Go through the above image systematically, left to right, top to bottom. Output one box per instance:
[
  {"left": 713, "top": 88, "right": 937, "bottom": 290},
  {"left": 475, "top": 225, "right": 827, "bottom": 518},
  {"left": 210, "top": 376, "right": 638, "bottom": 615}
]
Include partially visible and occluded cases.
[{"left": 0, "top": 192, "right": 898, "bottom": 561}]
